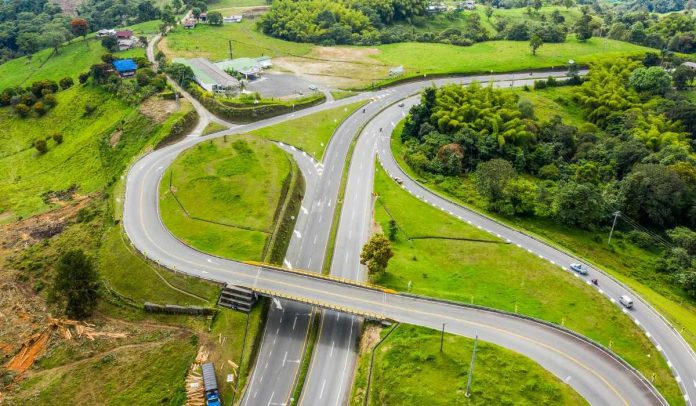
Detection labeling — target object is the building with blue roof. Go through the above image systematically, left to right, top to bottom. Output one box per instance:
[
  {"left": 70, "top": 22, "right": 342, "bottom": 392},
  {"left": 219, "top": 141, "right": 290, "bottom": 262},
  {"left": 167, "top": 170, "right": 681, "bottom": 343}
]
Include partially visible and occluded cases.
[{"left": 113, "top": 59, "right": 138, "bottom": 77}]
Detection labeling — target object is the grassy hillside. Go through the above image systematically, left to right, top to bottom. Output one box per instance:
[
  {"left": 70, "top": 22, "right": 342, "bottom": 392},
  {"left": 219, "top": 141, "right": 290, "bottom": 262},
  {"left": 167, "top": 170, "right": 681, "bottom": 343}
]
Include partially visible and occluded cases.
[
  {"left": 160, "top": 135, "right": 292, "bottom": 261},
  {"left": 372, "top": 164, "right": 681, "bottom": 404},
  {"left": 351, "top": 324, "right": 587, "bottom": 406}
]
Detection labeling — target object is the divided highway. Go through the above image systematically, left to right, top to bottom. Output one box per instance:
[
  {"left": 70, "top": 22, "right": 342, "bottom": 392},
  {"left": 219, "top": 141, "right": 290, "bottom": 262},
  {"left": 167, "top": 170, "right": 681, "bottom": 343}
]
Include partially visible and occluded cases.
[{"left": 121, "top": 69, "right": 693, "bottom": 405}]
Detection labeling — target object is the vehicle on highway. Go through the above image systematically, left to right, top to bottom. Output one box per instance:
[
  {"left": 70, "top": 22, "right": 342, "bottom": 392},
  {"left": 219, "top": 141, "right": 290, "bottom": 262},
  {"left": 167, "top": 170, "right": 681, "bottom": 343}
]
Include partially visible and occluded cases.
[
  {"left": 308, "top": 84, "right": 318, "bottom": 90},
  {"left": 398, "top": 101, "right": 405, "bottom": 107},
  {"left": 393, "top": 176, "right": 403, "bottom": 184},
  {"left": 569, "top": 263, "right": 588, "bottom": 275},
  {"left": 619, "top": 295, "right": 634, "bottom": 309},
  {"left": 202, "top": 362, "right": 221, "bottom": 406}
]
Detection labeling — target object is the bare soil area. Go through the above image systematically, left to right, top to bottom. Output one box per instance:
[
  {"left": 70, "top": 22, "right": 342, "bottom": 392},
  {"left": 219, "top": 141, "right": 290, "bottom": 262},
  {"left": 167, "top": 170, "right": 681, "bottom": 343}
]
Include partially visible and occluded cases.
[
  {"left": 274, "top": 47, "right": 390, "bottom": 89},
  {"left": 139, "top": 98, "right": 179, "bottom": 123}
]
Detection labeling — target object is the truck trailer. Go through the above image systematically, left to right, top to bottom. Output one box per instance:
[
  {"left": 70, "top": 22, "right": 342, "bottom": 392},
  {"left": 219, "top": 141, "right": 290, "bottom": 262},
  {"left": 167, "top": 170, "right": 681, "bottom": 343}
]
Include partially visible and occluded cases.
[{"left": 201, "top": 362, "right": 221, "bottom": 406}]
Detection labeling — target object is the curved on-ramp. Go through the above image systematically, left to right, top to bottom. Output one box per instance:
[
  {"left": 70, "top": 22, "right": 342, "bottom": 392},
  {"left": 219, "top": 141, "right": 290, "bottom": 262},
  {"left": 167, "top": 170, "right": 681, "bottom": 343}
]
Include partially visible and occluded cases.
[{"left": 121, "top": 73, "right": 686, "bottom": 405}]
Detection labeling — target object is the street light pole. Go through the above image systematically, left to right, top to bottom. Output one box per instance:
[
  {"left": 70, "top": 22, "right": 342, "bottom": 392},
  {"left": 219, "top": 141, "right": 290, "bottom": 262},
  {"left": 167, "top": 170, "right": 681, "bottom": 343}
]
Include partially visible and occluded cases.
[
  {"left": 608, "top": 211, "right": 621, "bottom": 244},
  {"left": 465, "top": 335, "right": 478, "bottom": 398}
]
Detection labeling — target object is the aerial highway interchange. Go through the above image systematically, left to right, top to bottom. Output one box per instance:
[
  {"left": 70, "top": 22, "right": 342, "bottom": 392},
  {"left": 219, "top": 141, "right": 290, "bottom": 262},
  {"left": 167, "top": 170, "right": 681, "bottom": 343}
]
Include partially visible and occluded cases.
[{"left": 123, "top": 60, "right": 696, "bottom": 405}]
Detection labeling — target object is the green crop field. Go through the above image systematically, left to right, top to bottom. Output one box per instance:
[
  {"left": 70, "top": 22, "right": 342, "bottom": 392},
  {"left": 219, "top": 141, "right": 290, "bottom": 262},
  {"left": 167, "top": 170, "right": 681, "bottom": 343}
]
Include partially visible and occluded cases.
[
  {"left": 249, "top": 101, "right": 366, "bottom": 160},
  {"left": 160, "top": 135, "right": 292, "bottom": 261},
  {"left": 372, "top": 164, "right": 681, "bottom": 404},
  {"left": 351, "top": 324, "right": 587, "bottom": 406}
]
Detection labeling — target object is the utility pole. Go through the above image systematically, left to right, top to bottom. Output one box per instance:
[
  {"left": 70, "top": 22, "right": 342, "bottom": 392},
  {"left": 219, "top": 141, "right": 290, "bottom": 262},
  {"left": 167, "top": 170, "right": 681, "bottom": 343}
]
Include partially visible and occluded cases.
[
  {"left": 228, "top": 39, "right": 233, "bottom": 60},
  {"left": 608, "top": 211, "right": 621, "bottom": 244},
  {"left": 440, "top": 323, "right": 446, "bottom": 353},
  {"left": 465, "top": 335, "right": 478, "bottom": 398}
]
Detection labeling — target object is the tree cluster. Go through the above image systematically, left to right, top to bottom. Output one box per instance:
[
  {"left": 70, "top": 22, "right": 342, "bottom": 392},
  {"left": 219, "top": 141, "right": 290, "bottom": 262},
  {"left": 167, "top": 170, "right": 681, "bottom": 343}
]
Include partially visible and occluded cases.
[
  {"left": 0, "top": 0, "right": 70, "bottom": 63},
  {"left": 81, "top": 55, "right": 166, "bottom": 105},
  {"left": 0, "top": 78, "right": 70, "bottom": 117}
]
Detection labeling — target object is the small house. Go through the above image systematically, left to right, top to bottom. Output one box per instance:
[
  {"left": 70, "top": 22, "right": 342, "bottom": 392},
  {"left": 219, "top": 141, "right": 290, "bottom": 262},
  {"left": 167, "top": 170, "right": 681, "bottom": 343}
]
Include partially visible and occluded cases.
[
  {"left": 428, "top": 2, "right": 447, "bottom": 13},
  {"left": 199, "top": 12, "right": 208, "bottom": 22},
  {"left": 223, "top": 15, "right": 243, "bottom": 23},
  {"left": 183, "top": 19, "right": 197, "bottom": 29},
  {"left": 97, "top": 29, "right": 116, "bottom": 37},
  {"left": 116, "top": 30, "right": 133, "bottom": 39},
  {"left": 118, "top": 38, "right": 137, "bottom": 51},
  {"left": 256, "top": 56, "right": 272, "bottom": 69},
  {"left": 113, "top": 59, "right": 138, "bottom": 77},
  {"left": 682, "top": 61, "right": 696, "bottom": 71}
]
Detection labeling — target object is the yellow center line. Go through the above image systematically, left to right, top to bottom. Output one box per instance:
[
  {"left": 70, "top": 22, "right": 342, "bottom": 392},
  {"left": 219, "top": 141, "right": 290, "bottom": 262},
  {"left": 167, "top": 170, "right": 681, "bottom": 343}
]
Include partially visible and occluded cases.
[{"left": 134, "top": 150, "right": 631, "bottom": 406}]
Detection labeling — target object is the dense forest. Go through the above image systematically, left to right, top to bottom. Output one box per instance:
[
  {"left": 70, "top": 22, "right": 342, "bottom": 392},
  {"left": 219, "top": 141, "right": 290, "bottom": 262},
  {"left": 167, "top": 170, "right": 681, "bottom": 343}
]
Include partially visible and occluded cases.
[{"left": 400, "top": 58, "right": 696, "bottom": 297}]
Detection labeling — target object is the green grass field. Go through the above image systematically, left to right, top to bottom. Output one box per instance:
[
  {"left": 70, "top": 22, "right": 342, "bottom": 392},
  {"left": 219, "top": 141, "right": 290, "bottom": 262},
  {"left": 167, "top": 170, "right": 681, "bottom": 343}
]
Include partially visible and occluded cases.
[
  {"left": 207, "top": 0, "right": 267, "bottom": 10},
  {"left": 161, "top": 20, "right": 312, "bottom": 62},
  {"left": 373, "top": 36, "right": 650, "bottom": 78},
  {"left": 0, "top": 38, "right": 146, "bottom": 89},
  {"left": 0, "top": 87, "right": 194, "bottom": 222},
  {"left": 249, "top": 101, "right": 366, "bottom": 159},
  {"left": 160, "top": 135, "right": 291, "bottom": 261},
  {"left": 372, "top": 164, "right": 681, "bottom": 404},
  {"left": 351, "top": 324, "right": 587, "bottom": 406}
]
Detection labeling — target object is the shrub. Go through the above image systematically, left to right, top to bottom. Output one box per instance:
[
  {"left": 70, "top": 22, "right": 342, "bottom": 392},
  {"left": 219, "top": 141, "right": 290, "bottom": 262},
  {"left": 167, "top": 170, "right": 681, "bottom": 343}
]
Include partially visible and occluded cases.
[
  {"left": 78, "top": 72, "right": 90, "bottom": 84},
  {"left": 59, "top": 76, "right": 74, "bottom": 89},
  {"left": 533, "top": 80, "right": 547, "bottom": 89},
  {"left": 43, "top": 93, "right": 57, "bottom": 107},
  {"left": 33, "top": 101, "right": 47, "bottom": 116},
  {"left": 14, "top": 103, "right": 30, "bottom": 117},
  {"left": 84, "top": 103, "right": 96, "bottom": 116},
  {"left": 52, "top": 132, "right": 64, "bottom": 144},
  {"left": 35, "top": 139, "right": 48, "bottom": 153},
  {"left": 626, "top": 230, "right": 653, "bottom": 249}
]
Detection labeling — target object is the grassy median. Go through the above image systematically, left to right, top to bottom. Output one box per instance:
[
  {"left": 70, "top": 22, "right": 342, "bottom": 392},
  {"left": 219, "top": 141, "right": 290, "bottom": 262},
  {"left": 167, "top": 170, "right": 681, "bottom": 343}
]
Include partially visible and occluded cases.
[{"left": 351, "top": 324, "right": 587, "bottom": 406}]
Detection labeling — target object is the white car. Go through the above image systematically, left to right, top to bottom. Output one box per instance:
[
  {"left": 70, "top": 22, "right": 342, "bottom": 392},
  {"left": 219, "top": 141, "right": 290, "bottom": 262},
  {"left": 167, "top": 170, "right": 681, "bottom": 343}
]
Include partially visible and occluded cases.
[
  {"left": 308, "top": 84, "right": 318, "bottom": 91},
  {"left": 398, "top": 102, "right": 405, "bottom": 107},
  {"left": 393, "top": 177, "right": 403, "bottom": 184},
  {"left": 569, "top": 263, "right": 588, "bottom": 275},
  {"left": 619, "top": 295, "right": 634, "bottom": 309}
]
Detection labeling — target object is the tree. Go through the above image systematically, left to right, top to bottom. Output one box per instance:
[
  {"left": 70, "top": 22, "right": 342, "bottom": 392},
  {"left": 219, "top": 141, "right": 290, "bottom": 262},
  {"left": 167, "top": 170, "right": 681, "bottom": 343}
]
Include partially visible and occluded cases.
[
  {"left": 564, "top": 0, "right": 574, "bottom": 8},
  {"left": 485, "top": 5, "right": 494, "bottom": 20},
  {"left": 192, "top": 7, "right": 202, "bottom": 19},
  {"left": 162, "top": 10, "right": 177, "bottom": 29},
  {"left": 208, "top": 11, "right": 223, "bottom": 25},
  {"left": 574, "top": 12, "right": 593, "bottom": 42},
  {"left": 70, "top": 18, "right": 89, "bottom": 41},
  {"left": 42, "top": 21, "right": 70, "bottom": 54},
  {"left": 16, "top": 32, "right": 42, "bottom": 60},
  {"left": 530, "top": 34, "right": 543, "bottom": 55},
  {"left": 101, "top": 36, "right": 118, "bottom": 52},
  {"left": 673, "top": 65, "right": 695, "bottom": 90},
  {"left": 629, "top": 66, "right": 672, "bottom": 95},
  {"left": 59, "top": 76, "right": 74, "bottom": 89},
  {"left": 33, "top": 101, "right": 47, "bottom": 116},
  {"left": 52, "top": 132, "right": 64, "bottom": 144},
  {"left": 34, "top": 139, "right": 48, "bottom": 153},
  {"left": 475, "top": 159, "right": 517, "bottom": 204},
  {"left": 619, "top": 164, "right": 688, "bottom": 228},
  {"left": 500, "top": 178, "right": 538, "bottom": 216},
  {"left": 552, "top": 182, "right": 604, "bottom": 228},
  {"left": 388, "top": 219, "right": 398, "bottom": 241},
  {"left": 667, "top": 226, "right": 696, "bottom": 255},
  {"left": 360, "top": 234, "right": 394, "bottom": 278},
  {"left": 52, "top": 250, "right": 99, "bottom": 319},
  {"left": 676, "top": 271, "right": 696, "bottom": 299}
]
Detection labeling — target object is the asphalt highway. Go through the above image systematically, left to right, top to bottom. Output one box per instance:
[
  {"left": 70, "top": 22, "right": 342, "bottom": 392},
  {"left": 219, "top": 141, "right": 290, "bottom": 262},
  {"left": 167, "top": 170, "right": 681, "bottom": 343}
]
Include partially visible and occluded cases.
[{"left": 121, "top": 69, "right": 692, "bottom": 405}]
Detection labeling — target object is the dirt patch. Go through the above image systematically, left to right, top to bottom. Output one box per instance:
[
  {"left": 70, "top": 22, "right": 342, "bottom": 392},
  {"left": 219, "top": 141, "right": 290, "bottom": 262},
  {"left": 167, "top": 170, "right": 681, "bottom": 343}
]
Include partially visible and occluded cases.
[
  {"left": 274, "top": 47, "right": 390, "bottom": 88},
  {"left": 139, "top": 98, "right": 179, "bottom": 123},
  {"left": 109, "top": 130, "right": 123, "bottom": 147},
  {"left": 0, "top": 197, "right": 91, "bottom": 252},
  {"left": 359, "top": 323, "right": 383, "bottom": 355},
  {"left": 6, "top": 332, "right": 51, "bottom": 373}
]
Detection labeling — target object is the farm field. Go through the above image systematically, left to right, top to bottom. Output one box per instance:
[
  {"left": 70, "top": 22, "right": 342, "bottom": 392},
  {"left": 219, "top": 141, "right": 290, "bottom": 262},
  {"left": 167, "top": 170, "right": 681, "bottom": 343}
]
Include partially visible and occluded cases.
[{"left": 372, "top": 164, "right": 681, "bottom": 404}]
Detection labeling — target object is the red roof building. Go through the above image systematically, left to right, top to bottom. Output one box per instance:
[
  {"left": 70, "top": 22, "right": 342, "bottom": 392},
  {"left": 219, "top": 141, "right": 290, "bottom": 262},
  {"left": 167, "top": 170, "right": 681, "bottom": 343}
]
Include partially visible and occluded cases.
[{"left": 116, "top": 30, "right": 133, "bottom": 39}]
